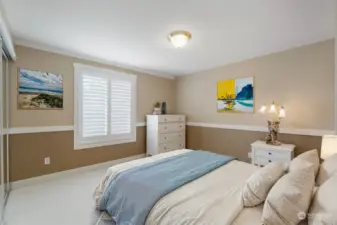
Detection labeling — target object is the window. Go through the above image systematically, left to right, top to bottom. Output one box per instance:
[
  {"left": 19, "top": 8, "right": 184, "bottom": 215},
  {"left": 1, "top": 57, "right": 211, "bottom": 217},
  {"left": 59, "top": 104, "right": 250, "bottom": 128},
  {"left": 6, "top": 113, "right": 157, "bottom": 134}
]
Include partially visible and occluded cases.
[{"left": 74, "top": 63, "right": 137, "bottom": 150}]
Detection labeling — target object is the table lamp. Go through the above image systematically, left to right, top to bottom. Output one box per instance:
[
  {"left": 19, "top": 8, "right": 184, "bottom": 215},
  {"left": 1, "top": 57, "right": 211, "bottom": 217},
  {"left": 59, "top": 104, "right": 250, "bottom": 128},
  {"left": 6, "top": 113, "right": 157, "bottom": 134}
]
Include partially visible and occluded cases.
[
  {"left": 259, "top": 101, "right": 286, "bottom": 146},
  {"left": 321, "top": 135, "right": 337, "bottom": 159}
]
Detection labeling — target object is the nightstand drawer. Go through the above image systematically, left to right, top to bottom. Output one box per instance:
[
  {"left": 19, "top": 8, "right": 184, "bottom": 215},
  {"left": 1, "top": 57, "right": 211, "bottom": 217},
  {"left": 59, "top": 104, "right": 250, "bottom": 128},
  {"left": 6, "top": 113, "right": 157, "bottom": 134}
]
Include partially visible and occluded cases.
[
  {"left": 254, "top": 149, "right": 289, "bottom": 159},
  {"left": 255, "top": 156, "right": 290, "bottom": 168},
  {"left": 255, "top": 157, "right": 274, "bottom": 166}
]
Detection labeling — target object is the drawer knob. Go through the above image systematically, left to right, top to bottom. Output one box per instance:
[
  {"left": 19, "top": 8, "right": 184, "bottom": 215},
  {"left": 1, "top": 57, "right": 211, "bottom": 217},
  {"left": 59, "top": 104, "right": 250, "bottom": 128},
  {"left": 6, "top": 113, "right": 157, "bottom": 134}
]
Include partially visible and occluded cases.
[
  {"left": 165, "top": 127, "right": 167, "bottom": 129},
  {"left": 165, "top": 137, "right": 167, "bottom": 139},
  {"left": 268, "top": 152, "right": 272, "bottom": 155},
  {"left": 269, "top": 160, "right": 271, "bottom": 163}
]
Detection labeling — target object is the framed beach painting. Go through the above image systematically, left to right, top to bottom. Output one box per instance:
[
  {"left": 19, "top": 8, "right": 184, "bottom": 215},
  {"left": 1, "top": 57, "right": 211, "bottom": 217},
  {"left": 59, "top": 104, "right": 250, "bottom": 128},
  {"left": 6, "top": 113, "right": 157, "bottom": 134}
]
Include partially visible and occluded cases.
[
  {"left": 18, "top": 68, "right": 63, "bottom": 109},
  {"left": 217, "top": 77, "right": 254, "bottom": 113}
]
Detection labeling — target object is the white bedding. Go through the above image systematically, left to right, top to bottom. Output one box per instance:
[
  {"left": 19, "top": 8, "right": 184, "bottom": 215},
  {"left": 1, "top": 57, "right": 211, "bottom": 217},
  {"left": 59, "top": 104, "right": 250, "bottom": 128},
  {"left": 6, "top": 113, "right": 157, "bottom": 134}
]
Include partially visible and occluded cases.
[
  {"left": 95, "top": 149, "right": 259, "bottom": 225},
  {"left": 231, "top": 205, "right": 263, "bottom": 225}
]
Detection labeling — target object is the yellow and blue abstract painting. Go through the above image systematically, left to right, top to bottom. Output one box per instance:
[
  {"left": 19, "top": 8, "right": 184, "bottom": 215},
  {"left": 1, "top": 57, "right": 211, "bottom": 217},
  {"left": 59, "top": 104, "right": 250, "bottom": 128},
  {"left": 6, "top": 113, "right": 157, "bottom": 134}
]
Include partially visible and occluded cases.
[{"left": 217, "top": 77, "right": 254, "bottom": 113}]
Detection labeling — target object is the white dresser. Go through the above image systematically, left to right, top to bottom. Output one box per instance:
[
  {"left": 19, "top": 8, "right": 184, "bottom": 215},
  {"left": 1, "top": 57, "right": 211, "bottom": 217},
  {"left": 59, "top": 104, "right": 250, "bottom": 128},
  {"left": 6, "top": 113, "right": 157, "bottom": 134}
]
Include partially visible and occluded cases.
[
  {"left": 146, "top": 115, "right": 186, "bottom": 156},
  {"left": 251, "top": 141, "right": 295, "bottom": 168}
]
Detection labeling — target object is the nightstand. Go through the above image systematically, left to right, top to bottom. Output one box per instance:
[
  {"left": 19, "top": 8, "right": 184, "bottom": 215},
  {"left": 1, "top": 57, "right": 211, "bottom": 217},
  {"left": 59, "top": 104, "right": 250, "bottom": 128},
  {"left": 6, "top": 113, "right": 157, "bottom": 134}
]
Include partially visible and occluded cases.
[{"left": 251, "top": 141, "right": 295, "bottom": 168}]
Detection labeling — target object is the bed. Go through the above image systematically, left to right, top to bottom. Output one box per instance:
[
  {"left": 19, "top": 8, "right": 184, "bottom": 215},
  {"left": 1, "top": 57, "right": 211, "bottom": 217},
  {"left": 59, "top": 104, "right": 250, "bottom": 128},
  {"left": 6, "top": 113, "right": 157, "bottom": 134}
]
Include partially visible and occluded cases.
[{"left": 94, "top": 149, "right": 264, "bottom": 225}]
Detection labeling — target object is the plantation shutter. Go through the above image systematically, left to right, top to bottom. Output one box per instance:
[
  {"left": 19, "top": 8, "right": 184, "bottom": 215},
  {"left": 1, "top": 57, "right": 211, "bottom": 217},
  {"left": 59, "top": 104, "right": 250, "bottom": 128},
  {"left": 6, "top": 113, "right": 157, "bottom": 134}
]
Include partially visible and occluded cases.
[
  {"left": 74, "top": 63, "right": 137, "bottom": 149},
  {"left": 82, "top": 75, "right": 109, "bottom": 138},
  {"left": 110, "top": 80, "right": 132, "bottom": 137}
]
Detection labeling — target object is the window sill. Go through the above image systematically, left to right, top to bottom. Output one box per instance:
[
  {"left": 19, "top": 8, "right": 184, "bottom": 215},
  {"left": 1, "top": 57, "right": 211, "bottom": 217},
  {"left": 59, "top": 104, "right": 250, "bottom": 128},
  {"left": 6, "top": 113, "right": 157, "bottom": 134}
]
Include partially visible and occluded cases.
[{"left": 74, "top": 138, "right": 136, "bottom": 150}]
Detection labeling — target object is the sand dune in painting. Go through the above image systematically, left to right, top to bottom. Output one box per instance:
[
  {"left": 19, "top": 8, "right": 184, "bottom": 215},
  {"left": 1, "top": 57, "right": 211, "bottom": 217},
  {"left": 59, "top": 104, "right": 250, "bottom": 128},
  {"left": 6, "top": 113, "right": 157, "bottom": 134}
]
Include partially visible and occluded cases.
[{"left": 18, "top": 69, "right": 63, "bottom": 109}]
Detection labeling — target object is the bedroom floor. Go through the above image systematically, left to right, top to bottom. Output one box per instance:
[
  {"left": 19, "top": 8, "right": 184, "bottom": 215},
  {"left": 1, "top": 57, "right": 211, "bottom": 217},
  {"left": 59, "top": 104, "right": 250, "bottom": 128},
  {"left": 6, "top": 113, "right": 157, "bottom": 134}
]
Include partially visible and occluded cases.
[{"left": 4, "top": 167, "right": 111, "bottom": 225}]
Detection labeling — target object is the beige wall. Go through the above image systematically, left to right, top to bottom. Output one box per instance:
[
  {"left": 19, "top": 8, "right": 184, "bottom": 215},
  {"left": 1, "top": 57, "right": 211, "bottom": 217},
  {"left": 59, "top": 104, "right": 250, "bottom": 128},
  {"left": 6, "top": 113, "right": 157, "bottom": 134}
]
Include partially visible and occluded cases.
[
  {"left": 177, "top": 40, "right": 335, "bottom": 130},
  {"left": 7, "top": 45, "right": 176, "bottom": 181},
  {"left": 10, "top": 45, "right": 176, "bottom": 127}
]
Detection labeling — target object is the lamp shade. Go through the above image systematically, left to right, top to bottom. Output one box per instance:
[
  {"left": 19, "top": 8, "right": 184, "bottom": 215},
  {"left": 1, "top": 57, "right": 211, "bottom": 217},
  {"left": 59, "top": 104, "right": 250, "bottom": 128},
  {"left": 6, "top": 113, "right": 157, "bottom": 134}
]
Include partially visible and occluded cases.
[{"left": 321, "top": 135, "right": 337, "bottom": 159}]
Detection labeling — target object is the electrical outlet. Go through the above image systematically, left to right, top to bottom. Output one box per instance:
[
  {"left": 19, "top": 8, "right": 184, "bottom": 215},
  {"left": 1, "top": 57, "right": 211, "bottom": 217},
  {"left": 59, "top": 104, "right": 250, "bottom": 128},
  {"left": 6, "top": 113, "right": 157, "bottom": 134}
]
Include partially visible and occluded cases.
[
  {"left": 248, "top": 152, "right": 252, "bottom": 159},
  {"left": 44, "top": 157, "right": 50, "bottom": 165}
]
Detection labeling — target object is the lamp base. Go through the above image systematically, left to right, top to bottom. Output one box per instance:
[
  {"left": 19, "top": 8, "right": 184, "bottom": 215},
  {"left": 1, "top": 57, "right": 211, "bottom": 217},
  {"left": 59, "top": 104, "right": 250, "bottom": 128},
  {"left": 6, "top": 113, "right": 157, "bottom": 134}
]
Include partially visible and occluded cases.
[{"left": 265, "top": 120, "right": 281, "bottom": 146}]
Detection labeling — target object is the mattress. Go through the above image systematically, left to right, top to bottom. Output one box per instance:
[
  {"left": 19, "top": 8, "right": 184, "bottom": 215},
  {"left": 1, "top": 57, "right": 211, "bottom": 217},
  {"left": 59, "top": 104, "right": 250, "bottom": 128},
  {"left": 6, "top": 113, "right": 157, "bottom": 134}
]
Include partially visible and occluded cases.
[{"left": 95, "top": 149, "right": 259, "bottom": 225}]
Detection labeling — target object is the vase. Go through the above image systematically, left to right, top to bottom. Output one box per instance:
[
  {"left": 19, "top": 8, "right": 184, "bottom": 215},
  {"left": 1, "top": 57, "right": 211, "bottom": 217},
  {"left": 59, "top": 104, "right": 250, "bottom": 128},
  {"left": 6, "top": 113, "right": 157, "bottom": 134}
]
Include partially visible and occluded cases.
[
  {"left": 161, "top": 102, "right": 167, "bottom": 115},
  {"left": 153, "top": 108, "right": 161, "bottom": 115}
]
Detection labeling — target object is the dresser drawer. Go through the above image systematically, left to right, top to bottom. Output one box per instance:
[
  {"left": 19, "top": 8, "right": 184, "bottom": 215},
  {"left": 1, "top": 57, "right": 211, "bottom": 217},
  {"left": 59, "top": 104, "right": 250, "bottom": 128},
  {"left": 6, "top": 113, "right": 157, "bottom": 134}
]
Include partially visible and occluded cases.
[
  {"left": 158, "top": 115, "right": 185, "bottom": 123},
  {"left": 158, "top": 123, "right": 185, "bottom": 133},
  {"left": 159, "top": 132, "right": 184, "bottom": 144},
  {"left": 159, "top": 142, "right": 185, "bottom": 153},
  {"left": 254, "top": 148, "right": 290, "bottom": 160}
]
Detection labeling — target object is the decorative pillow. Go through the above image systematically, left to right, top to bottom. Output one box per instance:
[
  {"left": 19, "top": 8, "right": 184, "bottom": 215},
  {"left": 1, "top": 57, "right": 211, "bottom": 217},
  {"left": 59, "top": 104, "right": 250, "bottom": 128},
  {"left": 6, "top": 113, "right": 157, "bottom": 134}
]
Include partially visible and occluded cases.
[
  {"left": 289, "top": 149, "right": 320, "bottom": 176},
  {"left": 316, "top": 153, "right": 337, "bottom": 186},
  {"left": 242, "top": 162, "right": 285, "bottom": 207},
  {"left": 262, "top": 168, "right": 315, "bottom": 225},
  {"left": 308, "top": 174, "right": 337, "bottom": 225}
]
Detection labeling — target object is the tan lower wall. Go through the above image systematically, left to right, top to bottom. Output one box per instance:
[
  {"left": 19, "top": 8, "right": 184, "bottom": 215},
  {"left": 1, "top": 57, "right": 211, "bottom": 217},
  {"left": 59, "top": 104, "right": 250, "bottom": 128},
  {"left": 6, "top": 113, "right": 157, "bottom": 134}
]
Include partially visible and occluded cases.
[
  {"left": 186, "top": 126, "right": 322, "bottom": 162},
  {"left": 9, "top": 127, "right": 145, "bottom": 182}
]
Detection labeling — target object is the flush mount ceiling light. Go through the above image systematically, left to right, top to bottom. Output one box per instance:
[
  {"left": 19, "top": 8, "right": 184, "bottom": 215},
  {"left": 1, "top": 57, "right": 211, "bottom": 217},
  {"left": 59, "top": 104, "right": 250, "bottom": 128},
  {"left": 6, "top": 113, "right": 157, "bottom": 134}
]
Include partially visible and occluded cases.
[{"left": 168, "top": 31, "right": 192, "bottom": 48}]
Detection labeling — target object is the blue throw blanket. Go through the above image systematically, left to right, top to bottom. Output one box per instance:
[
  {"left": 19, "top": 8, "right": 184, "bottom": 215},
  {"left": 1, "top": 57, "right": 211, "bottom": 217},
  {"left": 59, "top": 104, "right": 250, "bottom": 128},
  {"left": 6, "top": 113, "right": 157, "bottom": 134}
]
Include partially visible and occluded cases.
[{"left": 98, "top": 150, "right": 235, "bottom": 225}]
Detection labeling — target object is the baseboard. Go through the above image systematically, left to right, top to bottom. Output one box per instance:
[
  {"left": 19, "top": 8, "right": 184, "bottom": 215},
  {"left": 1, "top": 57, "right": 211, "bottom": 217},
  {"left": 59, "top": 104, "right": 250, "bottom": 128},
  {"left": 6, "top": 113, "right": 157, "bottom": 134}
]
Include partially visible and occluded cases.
[{"left": 11, "top": 154, "right": 145, "bottom": 190}]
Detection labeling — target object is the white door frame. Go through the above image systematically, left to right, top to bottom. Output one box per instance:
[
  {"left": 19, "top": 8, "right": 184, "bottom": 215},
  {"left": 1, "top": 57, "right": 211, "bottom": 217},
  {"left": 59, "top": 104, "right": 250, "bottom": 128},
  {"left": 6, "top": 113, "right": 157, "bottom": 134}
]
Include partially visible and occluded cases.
[{"left": 0, "top": 37, "right": 4, "bottom": 221}]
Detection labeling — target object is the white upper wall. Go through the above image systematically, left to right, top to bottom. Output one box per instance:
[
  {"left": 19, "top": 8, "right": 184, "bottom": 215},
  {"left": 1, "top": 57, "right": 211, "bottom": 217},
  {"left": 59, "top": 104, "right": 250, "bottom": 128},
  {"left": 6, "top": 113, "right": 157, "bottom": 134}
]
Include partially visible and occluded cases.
[{"left": 2, "top": 0, "right": 335, "bottom": 76}]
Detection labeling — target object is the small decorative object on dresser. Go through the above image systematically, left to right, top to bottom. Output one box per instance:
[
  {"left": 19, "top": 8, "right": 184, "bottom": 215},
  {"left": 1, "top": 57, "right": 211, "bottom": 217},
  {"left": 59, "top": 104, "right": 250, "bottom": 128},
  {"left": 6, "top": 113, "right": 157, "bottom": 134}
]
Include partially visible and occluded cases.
[
  {"left": 161, "top": 101, "right": 167, "bottom": 115},
  {"left": 259, "top": 101, "right": 286, "bottom": 145},
  {"left": 152, "top": 102, "right": 161, "bottom": 115},
  {"left": 146, "top": 115, "right": 186, "bottom": 156},
  {"left": 251, "top": 141, "right": 295, "bottom": 168}
]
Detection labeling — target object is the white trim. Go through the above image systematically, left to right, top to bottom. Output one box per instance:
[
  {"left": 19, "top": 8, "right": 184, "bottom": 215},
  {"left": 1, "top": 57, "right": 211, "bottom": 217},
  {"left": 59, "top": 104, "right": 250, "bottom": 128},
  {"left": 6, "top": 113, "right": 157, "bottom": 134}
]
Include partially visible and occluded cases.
[
  {"left": 335, "top": 1, "right": 337, "bottom": 135},
  {"left": 0, "top": 2, "right": 16, "bottom": 60},
  {"left": 15, "top": 38, "right": 175, "bottom": 79},
  {"left": 136, "top": 122, "right": 146, "bottom": 127},
  {"left": 187, "top": 122, "right": 335, "bottom": 136},
  {"left": 3, "top": 123, "right": 146, "bottom": 135},
  {"left": 3, "top": 123, "right": 331, "bottom": 136},
  {"left": 5, "top": 126, "right": 74, "bottom": 135},
  {"left": 11, "top": 154, "right": 145, "bottom": 190}
]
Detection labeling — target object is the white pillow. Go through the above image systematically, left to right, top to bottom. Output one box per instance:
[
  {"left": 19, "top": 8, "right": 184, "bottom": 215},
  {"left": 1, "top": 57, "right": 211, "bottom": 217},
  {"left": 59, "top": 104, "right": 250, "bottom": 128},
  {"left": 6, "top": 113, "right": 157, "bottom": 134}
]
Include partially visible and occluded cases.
[
  {"left": 289, "top": 149, "right": 320, "bottom": 176},
  {"left": 316, "top": 153, "right": 337, "bottom": 186},
  {"left": 242, "top": 162, "right": 285, "bottom": 207},
  {"left": 262, "top": 168, "right": 315, "bottom": 225},
  {"left": 309, "top": 174, "right": 337, "bottom": 225}
]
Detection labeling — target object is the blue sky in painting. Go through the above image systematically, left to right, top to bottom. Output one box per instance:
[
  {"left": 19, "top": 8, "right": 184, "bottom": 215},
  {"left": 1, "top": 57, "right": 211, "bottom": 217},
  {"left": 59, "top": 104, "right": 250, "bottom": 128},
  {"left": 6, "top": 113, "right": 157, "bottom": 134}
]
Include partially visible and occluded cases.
[
  {"left": 19, "top": 69, "right": 63, "bottom": 94},
  {"left": 235, "top": 77, "right": 253, "bottom": 93}
]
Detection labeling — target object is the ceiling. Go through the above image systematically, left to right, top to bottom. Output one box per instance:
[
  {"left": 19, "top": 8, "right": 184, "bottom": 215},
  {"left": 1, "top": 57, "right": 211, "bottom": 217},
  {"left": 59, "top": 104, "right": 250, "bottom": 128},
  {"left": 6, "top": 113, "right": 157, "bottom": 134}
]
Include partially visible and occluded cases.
[{"left": 2, "top": 0, "right": 336, "bottom": 77}]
